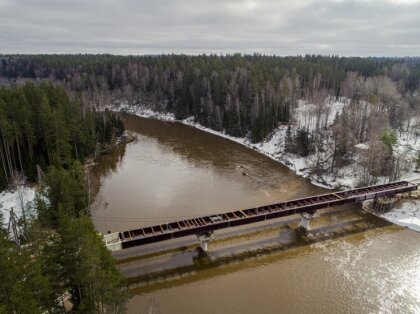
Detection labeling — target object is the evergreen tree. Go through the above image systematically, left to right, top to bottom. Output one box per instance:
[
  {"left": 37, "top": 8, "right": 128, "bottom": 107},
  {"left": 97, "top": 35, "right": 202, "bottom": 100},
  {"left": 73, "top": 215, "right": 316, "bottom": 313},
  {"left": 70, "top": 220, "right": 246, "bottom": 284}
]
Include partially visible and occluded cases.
[
  {"left": 285, "top": 125, "right": 294, "bottom": 153},
  {"left": 296, "top": 128, "right": 313, "bottom": 157},
  {"left": 38, "top": 161, "right": 88, "bottom": 228},
  {"left": 47, "top": 214, "right": 128, "bottom": 313},
  {"left": 0, "top": 233, "right": 54, "bottom": 314}
]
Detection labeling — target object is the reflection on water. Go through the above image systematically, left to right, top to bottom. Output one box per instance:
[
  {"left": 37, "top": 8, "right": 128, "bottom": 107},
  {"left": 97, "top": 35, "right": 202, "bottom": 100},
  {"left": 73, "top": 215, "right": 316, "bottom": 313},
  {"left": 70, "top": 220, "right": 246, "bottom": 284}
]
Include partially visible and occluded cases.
[
  {"left": 91, "top": 114, "right": 420, "bottom": 314},
  {"left": 90, "top": 141, "right": 126, "bottom": 201}
]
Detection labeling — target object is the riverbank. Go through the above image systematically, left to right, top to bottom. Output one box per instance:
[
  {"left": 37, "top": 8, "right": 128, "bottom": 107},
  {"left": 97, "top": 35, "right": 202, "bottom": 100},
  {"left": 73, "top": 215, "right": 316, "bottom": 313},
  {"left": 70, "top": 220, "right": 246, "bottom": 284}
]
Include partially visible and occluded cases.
[
  {"left": 108, "top": 102, "right": 419, "bottom": 190},
  {"left": 104, "top": 103, "right": 420, "bottom": 233},
  {"left": 107, "top": 103, "right": 339, "bottom": 189}
]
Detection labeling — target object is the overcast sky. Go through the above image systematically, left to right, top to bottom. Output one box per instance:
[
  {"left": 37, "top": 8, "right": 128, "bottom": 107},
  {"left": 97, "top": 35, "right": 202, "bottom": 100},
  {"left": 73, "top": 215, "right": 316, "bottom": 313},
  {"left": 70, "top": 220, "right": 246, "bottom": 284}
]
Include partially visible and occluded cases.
[{"left": 0, "top": 0, "right": 419, "bottom": 56}]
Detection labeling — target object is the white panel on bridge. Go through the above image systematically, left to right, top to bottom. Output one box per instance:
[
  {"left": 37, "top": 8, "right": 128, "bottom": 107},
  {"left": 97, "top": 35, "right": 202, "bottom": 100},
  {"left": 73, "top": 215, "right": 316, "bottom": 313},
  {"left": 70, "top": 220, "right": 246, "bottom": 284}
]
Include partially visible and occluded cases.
[{"left": 103, "top": 232, "right": 123, "bottom": 251}]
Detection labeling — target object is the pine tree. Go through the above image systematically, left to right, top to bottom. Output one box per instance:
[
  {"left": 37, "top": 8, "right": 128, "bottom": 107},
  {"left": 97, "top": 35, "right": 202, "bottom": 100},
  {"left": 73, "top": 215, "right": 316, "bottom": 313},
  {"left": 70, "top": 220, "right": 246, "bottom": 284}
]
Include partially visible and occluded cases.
[
  {"left": 285, "top": 125, "right": 294, "bottom": 153},
  {"left": 296, "top": 128, "right": 313, "bottom": 157},
  {"left": 38, "top": 161, "right": 88, "bottom": 228},
  {"left": 49, "top": 215, "right": 128, "bottom": 313},
  {"left": 0, "top": 233, "right": 54, "bottom": 314}
]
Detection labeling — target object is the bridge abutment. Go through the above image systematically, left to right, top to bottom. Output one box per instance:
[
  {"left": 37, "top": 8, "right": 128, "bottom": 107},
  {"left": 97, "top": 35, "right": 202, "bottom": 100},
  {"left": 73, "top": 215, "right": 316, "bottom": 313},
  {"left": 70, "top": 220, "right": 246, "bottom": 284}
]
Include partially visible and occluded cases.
[{"left": 373, "top": 196, "right": 396, "bottom": 213}]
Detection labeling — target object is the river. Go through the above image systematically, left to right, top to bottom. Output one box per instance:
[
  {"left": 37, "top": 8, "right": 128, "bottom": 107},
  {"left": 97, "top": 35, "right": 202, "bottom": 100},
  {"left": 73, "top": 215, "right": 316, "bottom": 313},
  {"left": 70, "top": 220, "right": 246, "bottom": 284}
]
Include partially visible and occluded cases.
[{"left": 91, "top": 114, "right": 420, "bottom": 314}]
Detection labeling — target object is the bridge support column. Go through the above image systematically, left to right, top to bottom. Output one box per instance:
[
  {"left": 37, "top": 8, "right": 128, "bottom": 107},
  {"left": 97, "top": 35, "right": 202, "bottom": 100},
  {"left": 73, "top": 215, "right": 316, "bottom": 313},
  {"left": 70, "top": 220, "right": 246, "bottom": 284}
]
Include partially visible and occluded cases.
[
  {"left": 297, "top": 211, "right": 316, "bottom": 231},
  {"left": 196, "top": 231, "right": 215, "bottom": 252}
]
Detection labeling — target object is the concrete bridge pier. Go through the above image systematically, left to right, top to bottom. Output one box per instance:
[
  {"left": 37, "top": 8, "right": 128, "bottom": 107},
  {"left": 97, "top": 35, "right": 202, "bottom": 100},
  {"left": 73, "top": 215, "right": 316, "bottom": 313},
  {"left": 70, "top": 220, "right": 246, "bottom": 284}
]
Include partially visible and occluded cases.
[
  {"left": 297, "top": 211, "right": 316, "bottom": 231},
  {"left": 196, "top": 231, "right": 215, "bottom": 252}
]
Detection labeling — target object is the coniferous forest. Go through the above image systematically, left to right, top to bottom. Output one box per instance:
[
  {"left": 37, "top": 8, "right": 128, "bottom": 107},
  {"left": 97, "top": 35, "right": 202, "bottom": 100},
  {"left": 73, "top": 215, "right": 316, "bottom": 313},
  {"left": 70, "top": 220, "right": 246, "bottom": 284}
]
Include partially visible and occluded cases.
[
  {"left": 0, "top": 83, "right": 127, "bottom": 313},
  {"left": 0, "top": 83, "right": 124, "bottom": 190}
]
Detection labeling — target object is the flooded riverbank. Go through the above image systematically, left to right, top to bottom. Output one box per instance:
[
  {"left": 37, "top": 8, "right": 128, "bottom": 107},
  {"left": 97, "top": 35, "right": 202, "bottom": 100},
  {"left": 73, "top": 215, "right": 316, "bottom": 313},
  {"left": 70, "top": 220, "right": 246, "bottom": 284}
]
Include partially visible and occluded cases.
[{"left": 91, "top": 114, "right": 420, "bottom": 314}]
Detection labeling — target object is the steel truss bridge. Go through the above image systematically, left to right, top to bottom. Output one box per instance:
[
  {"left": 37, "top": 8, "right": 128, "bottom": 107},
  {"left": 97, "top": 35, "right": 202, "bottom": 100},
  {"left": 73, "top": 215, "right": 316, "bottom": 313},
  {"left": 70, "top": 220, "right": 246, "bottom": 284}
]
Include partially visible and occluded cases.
[{"left": 104, "top": 181, "right": 417, "bottom": 251}]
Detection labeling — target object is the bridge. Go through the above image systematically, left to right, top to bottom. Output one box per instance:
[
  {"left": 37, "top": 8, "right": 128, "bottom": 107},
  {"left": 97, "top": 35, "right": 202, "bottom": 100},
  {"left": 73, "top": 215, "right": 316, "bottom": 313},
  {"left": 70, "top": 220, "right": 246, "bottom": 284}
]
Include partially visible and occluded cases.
[{"left": 104, "top": 181, "right": 417, "bottom": 252}]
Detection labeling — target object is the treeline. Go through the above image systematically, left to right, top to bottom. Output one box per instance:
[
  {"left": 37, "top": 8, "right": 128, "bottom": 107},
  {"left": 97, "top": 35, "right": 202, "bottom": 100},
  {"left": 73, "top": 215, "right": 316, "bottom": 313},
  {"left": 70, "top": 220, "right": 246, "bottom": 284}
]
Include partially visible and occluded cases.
[
  {"left": 1, "top": 54, "right": 419, "bottom": 143},
  {"left": 0, "top": 83, "right": 124, "bottom": 190}
]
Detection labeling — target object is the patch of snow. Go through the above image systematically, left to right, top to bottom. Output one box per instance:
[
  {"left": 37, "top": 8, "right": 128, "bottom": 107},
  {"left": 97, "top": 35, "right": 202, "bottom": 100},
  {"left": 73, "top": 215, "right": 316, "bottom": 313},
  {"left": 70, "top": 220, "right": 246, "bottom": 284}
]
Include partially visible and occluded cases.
[
  {"left": 294, "top": 97, "right": 347, "bottom": 131},
  {"left": 106, "top": 102, "right": 176, "bottom": 122},
  {"left": 355, "top": 143, "right": 369, "bottom": 150},
  {"left": 400, "top": 174, "right": 420, "bottom": 184},
  {"left": 0, "top": 186, "right": 36, "bottom": 228},
  {"left": 378, "top": 201, "right": 420, "bottom": 233}
]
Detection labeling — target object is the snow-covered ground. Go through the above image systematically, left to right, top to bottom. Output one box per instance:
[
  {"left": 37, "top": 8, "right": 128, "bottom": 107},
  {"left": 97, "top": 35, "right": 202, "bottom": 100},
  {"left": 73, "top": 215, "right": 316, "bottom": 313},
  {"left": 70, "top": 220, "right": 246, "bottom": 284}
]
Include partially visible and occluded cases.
[
  {"left": 295, "top": 98, "right": 347, "bottom": 131},
  {"left": 0, "top": 186, "right": 36, "bottom": 228},
  {"left": 376, "top": 200, "right": 420, "bottom": 233}
]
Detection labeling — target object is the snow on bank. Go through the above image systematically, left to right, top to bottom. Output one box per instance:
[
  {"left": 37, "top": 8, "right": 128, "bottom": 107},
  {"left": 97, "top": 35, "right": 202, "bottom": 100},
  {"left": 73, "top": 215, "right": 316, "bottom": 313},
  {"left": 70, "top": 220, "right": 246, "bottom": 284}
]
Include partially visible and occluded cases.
[
  {"left": 110, "top": 99, "right": 419, "bottom": 190},
  {"left": 109, "top": 102, "right": 338, "bottom": 189},
  {"left": 111, "top": 103, "right": 176, "bottom": 122},
  {"left": 0, "top": 186, "right": 36, "bottom": 227},
  {"left": 378, "top": 201, "right": 420, "bottom": 233}
]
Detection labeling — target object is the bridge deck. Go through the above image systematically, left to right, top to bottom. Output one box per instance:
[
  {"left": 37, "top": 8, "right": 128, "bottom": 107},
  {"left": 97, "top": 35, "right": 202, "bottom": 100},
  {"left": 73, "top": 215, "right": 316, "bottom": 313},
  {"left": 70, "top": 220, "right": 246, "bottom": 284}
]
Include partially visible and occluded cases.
[{"left": 107, "top": 181, "right": 417, "bottom": 250}]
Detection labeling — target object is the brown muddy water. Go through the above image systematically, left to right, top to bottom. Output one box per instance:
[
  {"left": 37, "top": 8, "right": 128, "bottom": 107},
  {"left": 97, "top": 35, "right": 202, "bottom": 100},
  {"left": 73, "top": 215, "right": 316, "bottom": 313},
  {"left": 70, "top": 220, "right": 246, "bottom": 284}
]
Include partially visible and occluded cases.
[{"left": 91, "top": 114, "right": 420, "bottom": 314}]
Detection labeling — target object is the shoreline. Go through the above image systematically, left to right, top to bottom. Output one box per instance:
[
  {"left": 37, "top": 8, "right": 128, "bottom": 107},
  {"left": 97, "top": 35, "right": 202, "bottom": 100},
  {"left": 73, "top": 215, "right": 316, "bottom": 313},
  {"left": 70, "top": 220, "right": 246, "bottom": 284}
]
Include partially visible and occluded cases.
[
  {"left": 109, "top": 104, "right": 336, "bottom": 190},
  {"left": 109, "top": 104, "right": 420, "bottom": 191}
]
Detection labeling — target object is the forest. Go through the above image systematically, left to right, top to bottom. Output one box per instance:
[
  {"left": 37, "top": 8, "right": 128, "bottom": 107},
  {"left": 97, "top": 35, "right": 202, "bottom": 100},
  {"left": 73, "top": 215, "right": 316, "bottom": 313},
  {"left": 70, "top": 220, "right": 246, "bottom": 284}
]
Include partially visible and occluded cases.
[
  {"left": 1, "top": 54, "right": 419, "bottom": 185},
  {"left": 1, "top": 55, "right": 419, "bottom": 141},
  {"left": 0, "top": 83, "right": 124, "bottom": 190},
  {"left": 0, "top": 84, "right": 127, "bottom": 313},
  {"left": 1, "top": 161, "right": 128, "bottom": 313}
]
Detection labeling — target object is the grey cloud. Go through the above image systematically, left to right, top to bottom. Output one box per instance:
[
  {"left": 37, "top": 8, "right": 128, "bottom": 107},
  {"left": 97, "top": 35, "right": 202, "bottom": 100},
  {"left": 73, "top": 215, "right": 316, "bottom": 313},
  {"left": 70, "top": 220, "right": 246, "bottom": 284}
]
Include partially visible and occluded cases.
[{"left": 0, "top": 0, "right": 419, "bottom": 55}]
